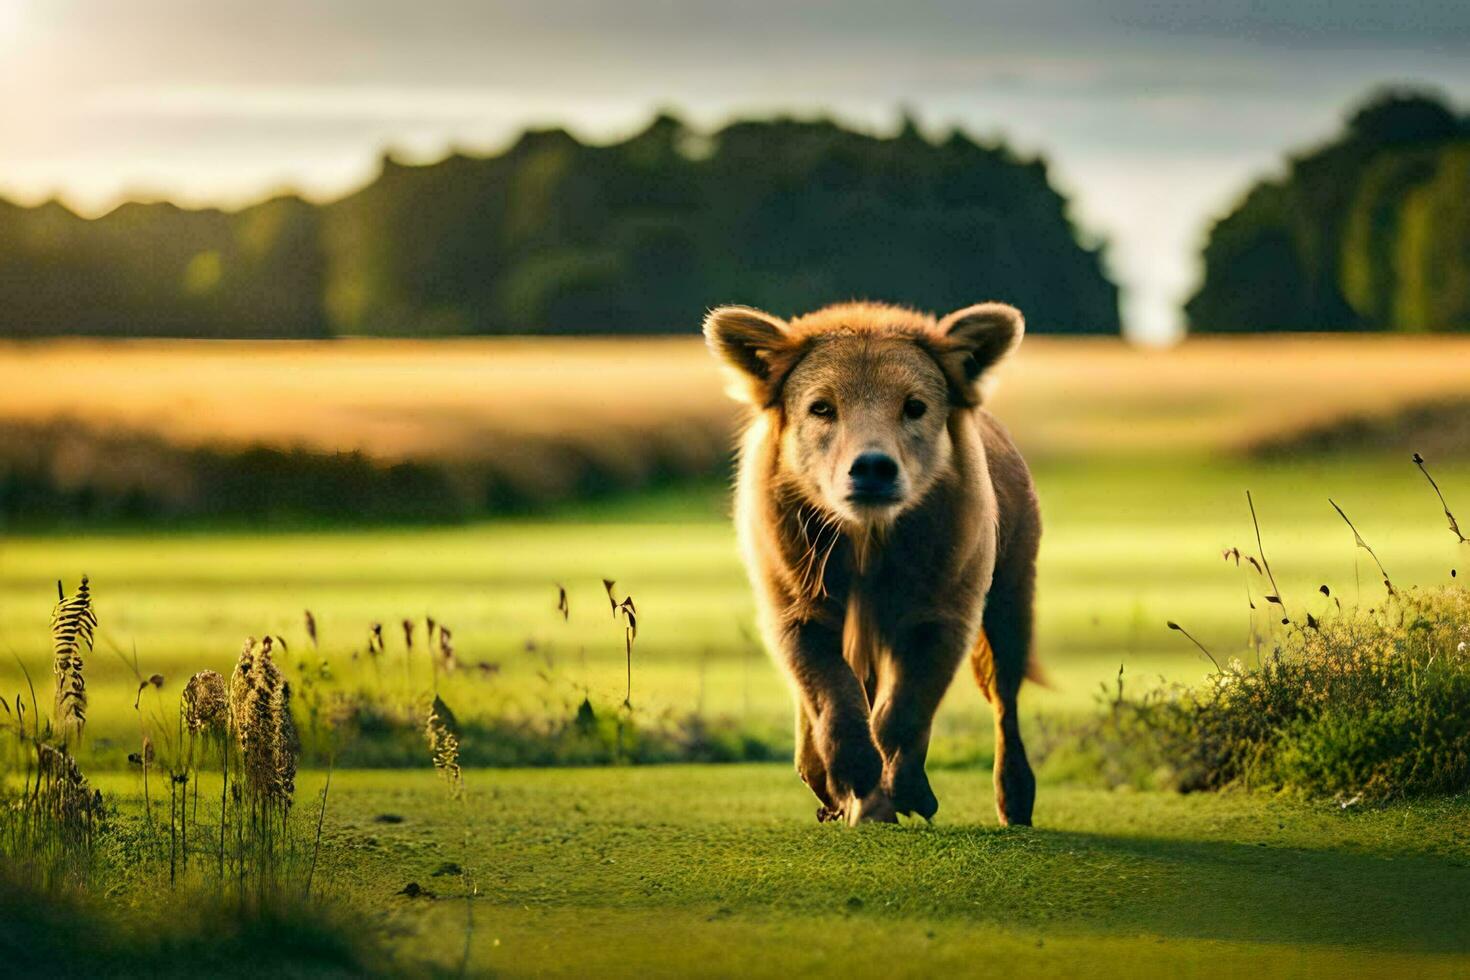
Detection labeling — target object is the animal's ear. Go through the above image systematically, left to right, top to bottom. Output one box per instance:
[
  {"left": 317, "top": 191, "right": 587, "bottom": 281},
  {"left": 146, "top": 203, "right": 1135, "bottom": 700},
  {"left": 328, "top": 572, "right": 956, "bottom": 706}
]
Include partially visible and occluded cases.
[
  {"left": 935, "top": 302, "right": 1024, "bottom": 405},
  {"left": 702, "top": 305, "right": 793, "bottom": 405}
]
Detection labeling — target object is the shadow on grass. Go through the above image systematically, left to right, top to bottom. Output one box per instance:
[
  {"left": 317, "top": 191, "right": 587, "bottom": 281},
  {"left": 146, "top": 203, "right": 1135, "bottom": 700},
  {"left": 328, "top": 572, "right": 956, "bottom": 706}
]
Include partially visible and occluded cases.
[
  {"left": 523, "top": 816, "right": 1470, "bottom": 956},
  {"left": 1008, "top": 828, "right": 1470, "bottom": 954},
  {"left": 0, "top": 878, "right": 386, "bottom": 978}
]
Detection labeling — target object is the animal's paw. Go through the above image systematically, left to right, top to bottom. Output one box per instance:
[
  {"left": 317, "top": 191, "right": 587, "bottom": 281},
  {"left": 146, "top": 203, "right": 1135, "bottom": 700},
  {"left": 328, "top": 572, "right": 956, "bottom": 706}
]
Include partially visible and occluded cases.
[
  {"left": 995, "top": 756, "right": 1036, "bottom": 827},
  {"left": 886, "top": 768, "right": 939, "bottom": 820},
  {"left": 846, "top": 788, "right": 898, "bottom": 826},
  {"left": 816, "top": 805, "right": 843, "bottom": 823}
]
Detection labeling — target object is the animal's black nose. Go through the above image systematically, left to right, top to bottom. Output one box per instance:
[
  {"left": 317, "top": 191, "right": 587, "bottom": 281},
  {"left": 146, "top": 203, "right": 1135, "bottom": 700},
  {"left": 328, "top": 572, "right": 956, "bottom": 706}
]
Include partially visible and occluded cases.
[{"left": 848, "top": 452, "right": 899, "bottom": 499}]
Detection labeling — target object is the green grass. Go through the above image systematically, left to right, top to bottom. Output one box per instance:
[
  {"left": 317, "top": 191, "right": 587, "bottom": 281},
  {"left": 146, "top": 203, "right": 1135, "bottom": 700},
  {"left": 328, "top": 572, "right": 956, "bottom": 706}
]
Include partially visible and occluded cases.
[
  {"left": 4, "top": 410, "right": 1470, "bottom": 974},
  {"left": 2, "top": 452, "right": 1468, "bottom": 763},
  {"left": 83, "top": 765, "right": 1470, "bottom": 977}
]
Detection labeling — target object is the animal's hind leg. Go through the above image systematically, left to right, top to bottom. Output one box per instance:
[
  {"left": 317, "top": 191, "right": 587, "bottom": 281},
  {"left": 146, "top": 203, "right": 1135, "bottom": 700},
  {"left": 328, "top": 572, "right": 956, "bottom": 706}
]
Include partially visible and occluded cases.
[
  {"left": 974, "top": 573, "right": 1037, "bottom": 827},
  {"left": 796, "top": 709, "right": 840, "bottom": 821}
]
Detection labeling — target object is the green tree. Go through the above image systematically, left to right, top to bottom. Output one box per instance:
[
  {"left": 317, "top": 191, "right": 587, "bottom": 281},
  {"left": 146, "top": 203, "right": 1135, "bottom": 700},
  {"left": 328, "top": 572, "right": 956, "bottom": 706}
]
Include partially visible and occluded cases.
[
  {"left": 1189, "top": 87, "right": 1468, "bottom": 334},
  {"left": 0, "top": 113, "right": 1121, "bottom": 338},
  {"left": 1393, "top": 146, "right": 1470, "bottom": 332}
]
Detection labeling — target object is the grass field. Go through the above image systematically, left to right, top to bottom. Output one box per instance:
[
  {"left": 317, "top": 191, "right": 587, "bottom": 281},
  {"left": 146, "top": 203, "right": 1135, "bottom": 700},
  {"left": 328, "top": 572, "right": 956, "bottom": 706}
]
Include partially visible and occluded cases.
[
  {"left": 3, "top": 334, "right": 1470, "bottom": 759},
  {"left": 4, "top": 335, "right": 1470, "bottom": 975},
  {"left": 2, "top": 453, "right": 1467, "bottom": 766},
  {"left": 81, "top": 766, "right": 1470, "bottom": 977}
]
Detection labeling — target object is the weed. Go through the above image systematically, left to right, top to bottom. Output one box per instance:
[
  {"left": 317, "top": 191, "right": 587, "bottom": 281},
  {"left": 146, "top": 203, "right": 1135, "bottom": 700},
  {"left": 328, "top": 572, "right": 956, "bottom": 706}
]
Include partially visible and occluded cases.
[
  {"left": 1070, "top": 464, "right": 1470, "bottom": 800},
  {"left": 50, "top": 576, "right": 94, "bottom": 743}
]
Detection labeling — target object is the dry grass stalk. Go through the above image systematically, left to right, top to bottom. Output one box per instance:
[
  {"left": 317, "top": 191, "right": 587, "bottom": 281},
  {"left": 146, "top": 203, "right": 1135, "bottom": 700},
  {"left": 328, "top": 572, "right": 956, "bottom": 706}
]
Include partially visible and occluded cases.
[
  {"left": 1413, "top": 452, "right": 1467, "bottom": 544},
  {"left": 1246, "top": 491, "right": 1290, "bottom": 624},
  {"left": 1329, "top": 498, "right": 1395, "bottom": 594},
  {"left": 50, "top": 576, "right": 96, "bottom": 741},
  {"left": 620, "top": 596, "right": 637, "bottom": 707},
  {"left": 1167, "top": 620, "right": 1223, "bottom": 672},
  {"left": 436, "top": 624, "right": 458, "bottom": 674},
  {"left": 228, "top": 635, "right": 297, "bottom": 809},
  {"left": 228, "top": 638, "right": 254, "bottom": 736},
  {"left": 182, "top": 670, "right": 228, "bottom": 734},
  {"left": 134, "top": 672, "right": 164, "bottom": 709},
  {"left": 277, "top": 680, "right": 299, "bottom": 803},
  {"left": 425, "top": 695, "right": 462, "bottom": 798},
  {"left": 36, "top": 741, "right": 102, "bottom": 837}
]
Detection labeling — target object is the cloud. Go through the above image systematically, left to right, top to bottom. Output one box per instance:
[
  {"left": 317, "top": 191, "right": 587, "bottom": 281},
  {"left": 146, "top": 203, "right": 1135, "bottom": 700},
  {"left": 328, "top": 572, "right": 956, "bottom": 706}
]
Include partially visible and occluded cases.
[{"left": 83, "top": 85, "right": 643, "bottom": 127}]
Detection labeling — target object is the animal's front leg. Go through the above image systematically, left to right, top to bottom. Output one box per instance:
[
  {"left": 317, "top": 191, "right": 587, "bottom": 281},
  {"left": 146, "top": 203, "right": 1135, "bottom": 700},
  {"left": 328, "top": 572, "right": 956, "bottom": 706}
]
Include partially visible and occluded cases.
[
  {"left": 780, "top": 620, "right": 895, "bottom": 824},
  {"left": 870, "top": 620, "right": 969, "bottom": 819},
  {"left": 795, "top": 709, "right": 841, "bottom": 821}
]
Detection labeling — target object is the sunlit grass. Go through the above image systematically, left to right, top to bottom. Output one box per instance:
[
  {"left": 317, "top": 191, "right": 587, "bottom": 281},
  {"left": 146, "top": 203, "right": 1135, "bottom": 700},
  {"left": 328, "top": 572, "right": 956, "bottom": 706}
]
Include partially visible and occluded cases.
[
  {"left": 2, "top": 452, "right": 1466, "bottom": 762},
  {"left": 80, "top": 765, "right": 1470, "bottom": 978}
]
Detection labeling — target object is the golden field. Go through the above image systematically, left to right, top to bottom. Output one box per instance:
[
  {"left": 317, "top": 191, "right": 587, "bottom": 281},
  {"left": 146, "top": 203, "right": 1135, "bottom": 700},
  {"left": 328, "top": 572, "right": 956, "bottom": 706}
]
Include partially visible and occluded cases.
[{"left": 3, "top": 333, "right": 1470, "bottom": 463}]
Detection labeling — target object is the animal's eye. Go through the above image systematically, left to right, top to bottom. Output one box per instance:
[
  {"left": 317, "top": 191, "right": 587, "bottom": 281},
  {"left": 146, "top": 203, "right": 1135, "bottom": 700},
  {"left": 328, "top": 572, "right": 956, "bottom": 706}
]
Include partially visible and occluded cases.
[
  {"left": 903, "top": 398, "right": 928, "bottom": 420},
  {"left": 808, "top": 400, "right": 835, "bottom": 419}
]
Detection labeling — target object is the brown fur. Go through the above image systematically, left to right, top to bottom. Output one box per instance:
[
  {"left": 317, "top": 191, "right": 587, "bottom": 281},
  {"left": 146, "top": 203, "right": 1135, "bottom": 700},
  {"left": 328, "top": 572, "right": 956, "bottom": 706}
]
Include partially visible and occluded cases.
[{"left": 705, "top": 300, "right": 1040, "bottom": 826}]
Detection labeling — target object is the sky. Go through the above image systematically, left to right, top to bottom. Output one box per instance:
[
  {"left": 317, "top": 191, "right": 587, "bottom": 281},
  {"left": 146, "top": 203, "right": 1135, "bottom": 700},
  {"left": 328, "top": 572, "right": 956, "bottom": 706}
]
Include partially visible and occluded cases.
[{"left": 2, "top": 1, "right": 1468, "bottom": 342}]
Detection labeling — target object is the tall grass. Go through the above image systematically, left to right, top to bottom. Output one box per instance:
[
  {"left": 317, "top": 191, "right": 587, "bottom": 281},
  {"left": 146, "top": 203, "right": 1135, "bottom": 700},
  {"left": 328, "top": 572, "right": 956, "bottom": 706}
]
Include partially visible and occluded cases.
[
  {"left": 1057, "top": 457, "right": 1470, "bottom": 800},
  {"left": 2, "top": 566, "right": 698, "bottom": 976},
  {"left": 50, "top": 576, "right": 94, "bottom": 743},
  {"left": 1, "top": 577, "right": 385, "bottom": 973},
  {"left": 1, "top": 578, "right": 104, "bottom": 887},
  {"left": 1071, "top": 589, "right": 1470, "bottom": 798},
  {"left": 424, "top": 693, "right": 475, "bottom": 972}
]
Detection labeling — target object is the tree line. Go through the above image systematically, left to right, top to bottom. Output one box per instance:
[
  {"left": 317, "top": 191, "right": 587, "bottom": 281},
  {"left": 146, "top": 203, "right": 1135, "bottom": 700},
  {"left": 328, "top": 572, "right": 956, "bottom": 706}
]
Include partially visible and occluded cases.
[
  {"left": 8, "top": 90, "right": 1460, "bottom": 339},
  {"left": 0, "top": 114, "right": 1119, "bottom": 338}
]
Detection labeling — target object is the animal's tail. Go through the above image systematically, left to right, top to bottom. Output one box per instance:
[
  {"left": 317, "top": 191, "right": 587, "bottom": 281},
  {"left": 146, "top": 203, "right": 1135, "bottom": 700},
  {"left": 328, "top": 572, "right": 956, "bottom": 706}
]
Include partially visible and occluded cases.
[{"left": 968, "top": 629, "right": 1048, "bottom": 697}]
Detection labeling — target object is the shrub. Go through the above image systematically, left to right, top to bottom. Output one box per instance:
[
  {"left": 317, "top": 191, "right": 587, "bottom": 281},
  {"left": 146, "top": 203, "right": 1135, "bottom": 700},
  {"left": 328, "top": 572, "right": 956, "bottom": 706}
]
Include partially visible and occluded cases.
[{"left": 1070, "top": 588, "right": 1470, "bottom": 800}]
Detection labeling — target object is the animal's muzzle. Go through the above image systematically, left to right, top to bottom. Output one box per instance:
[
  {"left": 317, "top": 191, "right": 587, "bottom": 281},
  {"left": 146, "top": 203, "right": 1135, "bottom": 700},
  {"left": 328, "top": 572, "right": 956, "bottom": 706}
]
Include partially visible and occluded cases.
[{"left": 847, "top": 452, "right": 900, "bottom": 503}]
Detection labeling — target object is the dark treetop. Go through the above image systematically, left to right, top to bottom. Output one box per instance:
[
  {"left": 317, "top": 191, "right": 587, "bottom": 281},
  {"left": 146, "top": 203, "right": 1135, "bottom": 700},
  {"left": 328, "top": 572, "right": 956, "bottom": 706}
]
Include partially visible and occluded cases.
[
  {"left": 1188, "top": 88, "right": 1470, "bottom": 334},
  {"left": 0, "top": 114, "right": 1118, "bottom": 338}
]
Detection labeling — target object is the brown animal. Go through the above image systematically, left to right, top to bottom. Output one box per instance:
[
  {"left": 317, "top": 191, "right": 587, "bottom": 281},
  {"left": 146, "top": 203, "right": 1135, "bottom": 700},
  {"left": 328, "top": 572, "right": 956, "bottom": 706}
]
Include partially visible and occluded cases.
[{"left": 704, "top": 300, "right": 1039, "bottom": 826}]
